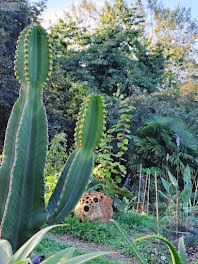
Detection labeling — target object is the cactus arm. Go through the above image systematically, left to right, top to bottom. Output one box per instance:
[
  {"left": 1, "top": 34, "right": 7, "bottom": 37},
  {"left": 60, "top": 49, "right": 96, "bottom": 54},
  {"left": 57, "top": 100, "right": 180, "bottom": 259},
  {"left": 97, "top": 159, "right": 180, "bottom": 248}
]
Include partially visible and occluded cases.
[
  {"left": 0, "top": 25, "right": 51, "bottom": 252},
  {"left": 0, "top": 27, "right": 30, "bottom": 223},
  {"left": 47, "top": 94, "right": 105, "bottom": 224},
  {"left": 75, "top": 95, "right": 105, "bottom": 151},
  {"left": 81, "top": 95, "right": 104, "bottom": 151},
  {"left": 74, "top": 101, "right": 86, "bottom": 149},
  {"left": 47, "top": 149, "right": 94, "bottom": 224},
  {"left": 47, "top": 149, "right": 78, "bottom": 217}
]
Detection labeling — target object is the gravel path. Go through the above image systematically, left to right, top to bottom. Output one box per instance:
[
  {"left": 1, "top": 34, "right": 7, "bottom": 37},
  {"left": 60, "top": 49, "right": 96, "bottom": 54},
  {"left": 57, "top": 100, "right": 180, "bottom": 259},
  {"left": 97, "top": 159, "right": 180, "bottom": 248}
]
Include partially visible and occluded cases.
[{"left": 47, "top": 233, "right": 139, "bottom": 264}]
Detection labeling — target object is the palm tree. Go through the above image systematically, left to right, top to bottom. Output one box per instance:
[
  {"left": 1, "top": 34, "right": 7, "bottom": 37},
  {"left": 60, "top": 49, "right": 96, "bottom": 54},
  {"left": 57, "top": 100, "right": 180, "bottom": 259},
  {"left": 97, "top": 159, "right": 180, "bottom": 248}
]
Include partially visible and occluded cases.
[{"left": 129, "top": 115, "right": 198, "bottom": 182}]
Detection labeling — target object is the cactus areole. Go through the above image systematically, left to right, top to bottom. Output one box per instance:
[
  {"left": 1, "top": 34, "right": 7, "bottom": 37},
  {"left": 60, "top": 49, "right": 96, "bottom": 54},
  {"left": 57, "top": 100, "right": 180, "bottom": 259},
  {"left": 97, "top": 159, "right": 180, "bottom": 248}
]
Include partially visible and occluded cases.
[{"left": 0, "top": 24, "right": 105, "bottom": 252}]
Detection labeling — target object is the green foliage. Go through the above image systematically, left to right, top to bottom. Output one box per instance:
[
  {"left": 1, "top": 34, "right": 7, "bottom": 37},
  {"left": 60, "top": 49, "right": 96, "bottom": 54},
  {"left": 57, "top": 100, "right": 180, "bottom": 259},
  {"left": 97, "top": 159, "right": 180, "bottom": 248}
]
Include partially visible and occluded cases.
[
  {"left": 49, "top": 0, "right": 165, "bottom": 97},
  {"left": 147, "top": 0, "right": 198, "bottom": 89},
  {"left": 0, "top": 24, "right": 105, "bottom": 252},
  {"left": 128, "top": 87, "right": 198, "bottom": 136},
  {"left": 89, "top": 96, "right": 133, "bottom": 202},
  {"left": 129, "top": 115, "right": 198, "bottom": 180},
  {"left": 45, "top": 133, "right": 70, "bottom": 203},
  {"left": 159, "top": 166, "right": 198, "bottom": 233},
  {"left": 52, "top": 212, "right": 158, "bottom": 249},
  {"left": 115, "top": 212, "right": 157, "bottom": 233},
  {"left": 112, "top": 220, "right": 190, "bottom": 264}
]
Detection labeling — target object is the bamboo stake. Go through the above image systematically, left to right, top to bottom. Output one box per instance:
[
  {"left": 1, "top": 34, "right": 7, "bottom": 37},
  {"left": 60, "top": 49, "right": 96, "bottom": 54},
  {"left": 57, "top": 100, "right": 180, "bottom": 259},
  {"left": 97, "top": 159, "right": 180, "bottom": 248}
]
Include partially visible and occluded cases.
[
  {"left": 137, "top": 163, "right": 142, "bottom": 213},
  {"left": 142, "top": 169, "right": 148, "bottom": 212},
  {"left": 147, "top": 169, "right": 151, "bottom": 215},
  {"left": 155, "top": 171, "right": 159, "bottom": 234},
  {"left": 176, "top": 174, "right": 179, "bottom": 234},
  {"left": 193, "top": 178, "right": 198, "bottom": 208}
]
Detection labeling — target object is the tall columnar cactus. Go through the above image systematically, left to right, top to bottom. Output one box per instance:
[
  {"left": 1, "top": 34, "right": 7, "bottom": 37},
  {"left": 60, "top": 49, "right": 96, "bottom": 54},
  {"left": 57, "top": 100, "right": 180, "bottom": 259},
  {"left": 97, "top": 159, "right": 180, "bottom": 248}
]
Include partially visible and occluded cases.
[{"left": 0, "top": 24, "right": 105, "bottom": 252}]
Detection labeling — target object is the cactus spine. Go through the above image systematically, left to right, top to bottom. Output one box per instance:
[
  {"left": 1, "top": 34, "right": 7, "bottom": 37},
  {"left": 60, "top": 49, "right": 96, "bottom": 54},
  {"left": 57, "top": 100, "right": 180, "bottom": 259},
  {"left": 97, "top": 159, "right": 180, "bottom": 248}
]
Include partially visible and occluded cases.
[{"left": 0, "top": 24, "right": 105, "bottom": 252}]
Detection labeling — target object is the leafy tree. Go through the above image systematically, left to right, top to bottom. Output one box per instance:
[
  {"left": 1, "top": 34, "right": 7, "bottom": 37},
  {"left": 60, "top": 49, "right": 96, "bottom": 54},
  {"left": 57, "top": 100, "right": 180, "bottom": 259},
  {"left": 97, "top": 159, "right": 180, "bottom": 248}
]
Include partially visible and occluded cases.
[
  {"left": 45, "top": 0, "right": 166, "bottom": 142},
  {"left": 49, "top": 0, "right": 166, "bottom": 96},
  {"left": 146, "top": 0, "right": 198, "bottom": 89},
  {"left": 127, "top": 87, "right": 198, "bottom": 135}
]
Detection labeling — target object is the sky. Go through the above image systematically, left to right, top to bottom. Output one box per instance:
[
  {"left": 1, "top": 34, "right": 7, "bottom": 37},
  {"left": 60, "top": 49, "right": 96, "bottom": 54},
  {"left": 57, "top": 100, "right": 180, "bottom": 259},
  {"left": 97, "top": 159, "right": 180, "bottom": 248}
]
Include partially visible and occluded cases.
[{"left": 38, "top": 0, "right": 198, "bottom": 26}]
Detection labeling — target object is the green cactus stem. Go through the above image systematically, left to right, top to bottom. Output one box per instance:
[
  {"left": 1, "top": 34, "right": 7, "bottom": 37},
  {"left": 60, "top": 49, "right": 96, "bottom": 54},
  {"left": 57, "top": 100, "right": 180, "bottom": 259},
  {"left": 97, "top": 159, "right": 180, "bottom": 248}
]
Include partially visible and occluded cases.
[
  {"left": 0, "top": 24, "right": 105, "bottom": 252},
  {"left": 47, "top": 94, "right": 104, "bottom": 224}
]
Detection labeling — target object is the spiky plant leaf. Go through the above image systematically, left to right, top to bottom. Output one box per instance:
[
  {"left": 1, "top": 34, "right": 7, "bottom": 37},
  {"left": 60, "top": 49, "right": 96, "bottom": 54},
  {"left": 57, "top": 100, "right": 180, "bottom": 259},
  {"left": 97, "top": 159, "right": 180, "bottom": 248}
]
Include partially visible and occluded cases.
[{"left": 178, "top": 237, "right": 188, "bottom": 264}]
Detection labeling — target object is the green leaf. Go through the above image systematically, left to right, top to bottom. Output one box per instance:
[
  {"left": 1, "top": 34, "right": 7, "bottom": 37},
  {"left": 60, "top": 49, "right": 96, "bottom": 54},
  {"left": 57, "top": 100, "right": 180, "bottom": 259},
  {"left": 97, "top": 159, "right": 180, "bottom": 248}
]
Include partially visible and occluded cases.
[
  {"left": 118, "top": 108, "right": 127, "bottom": 113},
  {"left": 120, "top": 114, "right": 126, "bottom": 119},
  {"left": 125, "top": 135, "right": 132, "bottom": 139},
  {"left": 123, "top": 139, "right": 129, "bottom": 145},
  {"left": 117, "top": 143, "right": 124, "bottom": 148},
  {"left": 122, "top": 146, "right": 128, "bottom": 151},
  {"left": 101, "top": 154, "right": 111, "bottom": 160},
  {"left": 118, "top": 164, "right": 127, "bottom": 174},
  {"left": 183, "top": 165, "right": 191, "bottom": 184},
  {"left": 111, "top": 169, "right": 119, "bottom": 173},
  {"left": 168, "top": 171, "right": 178, "bottom": 187},
  {"left": 116, "top": 176, "right": 122, "bottom": 183},
  {"left": 161, "top": 177, "right": 169, "bottom": 193},
  {"left": 181, "top": 188, "right": 192, "bottom": 204},
  {"left": 158, "top": 190, "right": 169, "bottom": 200},
  {"left": 112, "top": 221, "right": 148, "bottom": 264},
  {"left": 8, "top": 225, "right": 65, "bottom": 264},
  {"left": 134, "top": 235, "right": 183, "bottom": 264},
  {"left": 178, "top": 237, "right": 188, "bottom": 264},
  {"left": 0, "top": 240, "right": 12, "bottom": 264},
  {"left": 146, "top": 241, "right": 172, "bottom": 263},
  {"left": 41, "top": 247, "right": 76, "bottom": 264},
  {"left": 59, "top": 251, "right": 111, "bottom": 264},
  {"left": 14, "top": 261, "right": 30, "bottom": 264}
]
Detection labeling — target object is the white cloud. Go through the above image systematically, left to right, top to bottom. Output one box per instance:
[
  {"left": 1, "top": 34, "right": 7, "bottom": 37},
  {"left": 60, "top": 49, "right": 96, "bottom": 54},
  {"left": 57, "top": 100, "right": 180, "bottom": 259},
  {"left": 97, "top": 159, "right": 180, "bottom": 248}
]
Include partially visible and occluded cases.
[
  {"left": 40, "top": 0, "right": 106, "bottom": 29},
  {"left": 40, "top": 8, "right": 65, "bottom": 29}
]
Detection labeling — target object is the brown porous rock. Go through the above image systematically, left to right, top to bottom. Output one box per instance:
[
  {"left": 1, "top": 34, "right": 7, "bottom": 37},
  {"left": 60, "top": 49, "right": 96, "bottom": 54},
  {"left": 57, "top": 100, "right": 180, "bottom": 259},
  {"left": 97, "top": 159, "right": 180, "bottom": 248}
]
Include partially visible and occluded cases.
[{"left": 74, "top": 192, "right": 113, "bottom": 224}]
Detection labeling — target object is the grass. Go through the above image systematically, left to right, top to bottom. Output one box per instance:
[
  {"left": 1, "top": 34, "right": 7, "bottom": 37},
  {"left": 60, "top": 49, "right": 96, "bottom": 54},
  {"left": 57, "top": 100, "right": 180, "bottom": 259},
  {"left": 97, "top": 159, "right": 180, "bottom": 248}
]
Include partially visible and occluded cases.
[
  {"left": 30, "top": 211, "right": 171, "bottom": 264},
  {"left": 48, "top": 211, "right": 163, "bottom": 261},
  {"left": 50, "top": 211, "right": 158, "bottom": 243},
  {"left": 31, "top": 237, "right": 127, "bottom": 264}
]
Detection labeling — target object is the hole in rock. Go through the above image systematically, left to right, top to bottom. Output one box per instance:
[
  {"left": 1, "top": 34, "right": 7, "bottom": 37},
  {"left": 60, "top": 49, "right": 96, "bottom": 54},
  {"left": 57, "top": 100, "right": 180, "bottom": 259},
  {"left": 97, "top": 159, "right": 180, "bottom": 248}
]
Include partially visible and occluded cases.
[
  {"left": 93, "top": 197, "right": 98, "bottom": 203},
  {"left": 84, "top": 206, "right": 89, "bottom": 212}
]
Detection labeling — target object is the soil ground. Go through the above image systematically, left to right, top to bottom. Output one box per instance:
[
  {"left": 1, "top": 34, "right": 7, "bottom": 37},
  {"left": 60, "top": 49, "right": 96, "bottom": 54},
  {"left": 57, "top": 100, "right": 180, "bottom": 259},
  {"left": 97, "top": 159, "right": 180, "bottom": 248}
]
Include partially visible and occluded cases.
[
  {"left": 47, "top": 233, "right": 139, "bottom": 264},
  {"left": 47, "top": 233, "right": 198, "bottom": 264}
]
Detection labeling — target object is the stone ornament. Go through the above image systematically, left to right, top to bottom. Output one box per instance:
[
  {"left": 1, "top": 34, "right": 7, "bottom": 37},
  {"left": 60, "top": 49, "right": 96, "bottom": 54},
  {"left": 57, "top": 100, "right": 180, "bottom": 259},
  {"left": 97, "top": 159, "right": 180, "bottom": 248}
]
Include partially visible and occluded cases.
[{"left": 74, "top": 192, "right": 113, "bottom": 224}]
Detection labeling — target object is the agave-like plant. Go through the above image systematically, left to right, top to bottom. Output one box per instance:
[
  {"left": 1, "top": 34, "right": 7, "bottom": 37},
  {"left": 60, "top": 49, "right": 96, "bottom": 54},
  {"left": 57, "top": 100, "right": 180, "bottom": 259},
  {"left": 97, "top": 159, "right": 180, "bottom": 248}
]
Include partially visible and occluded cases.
[
  {"left": 0, "top": 24, "right": 105, "bottom": 252},
  {"left": 112, "top": 220, "right": 189, "bottom": 264},
  {"left": 0, "top": 225, "right": 110, "bottom": 264}
]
